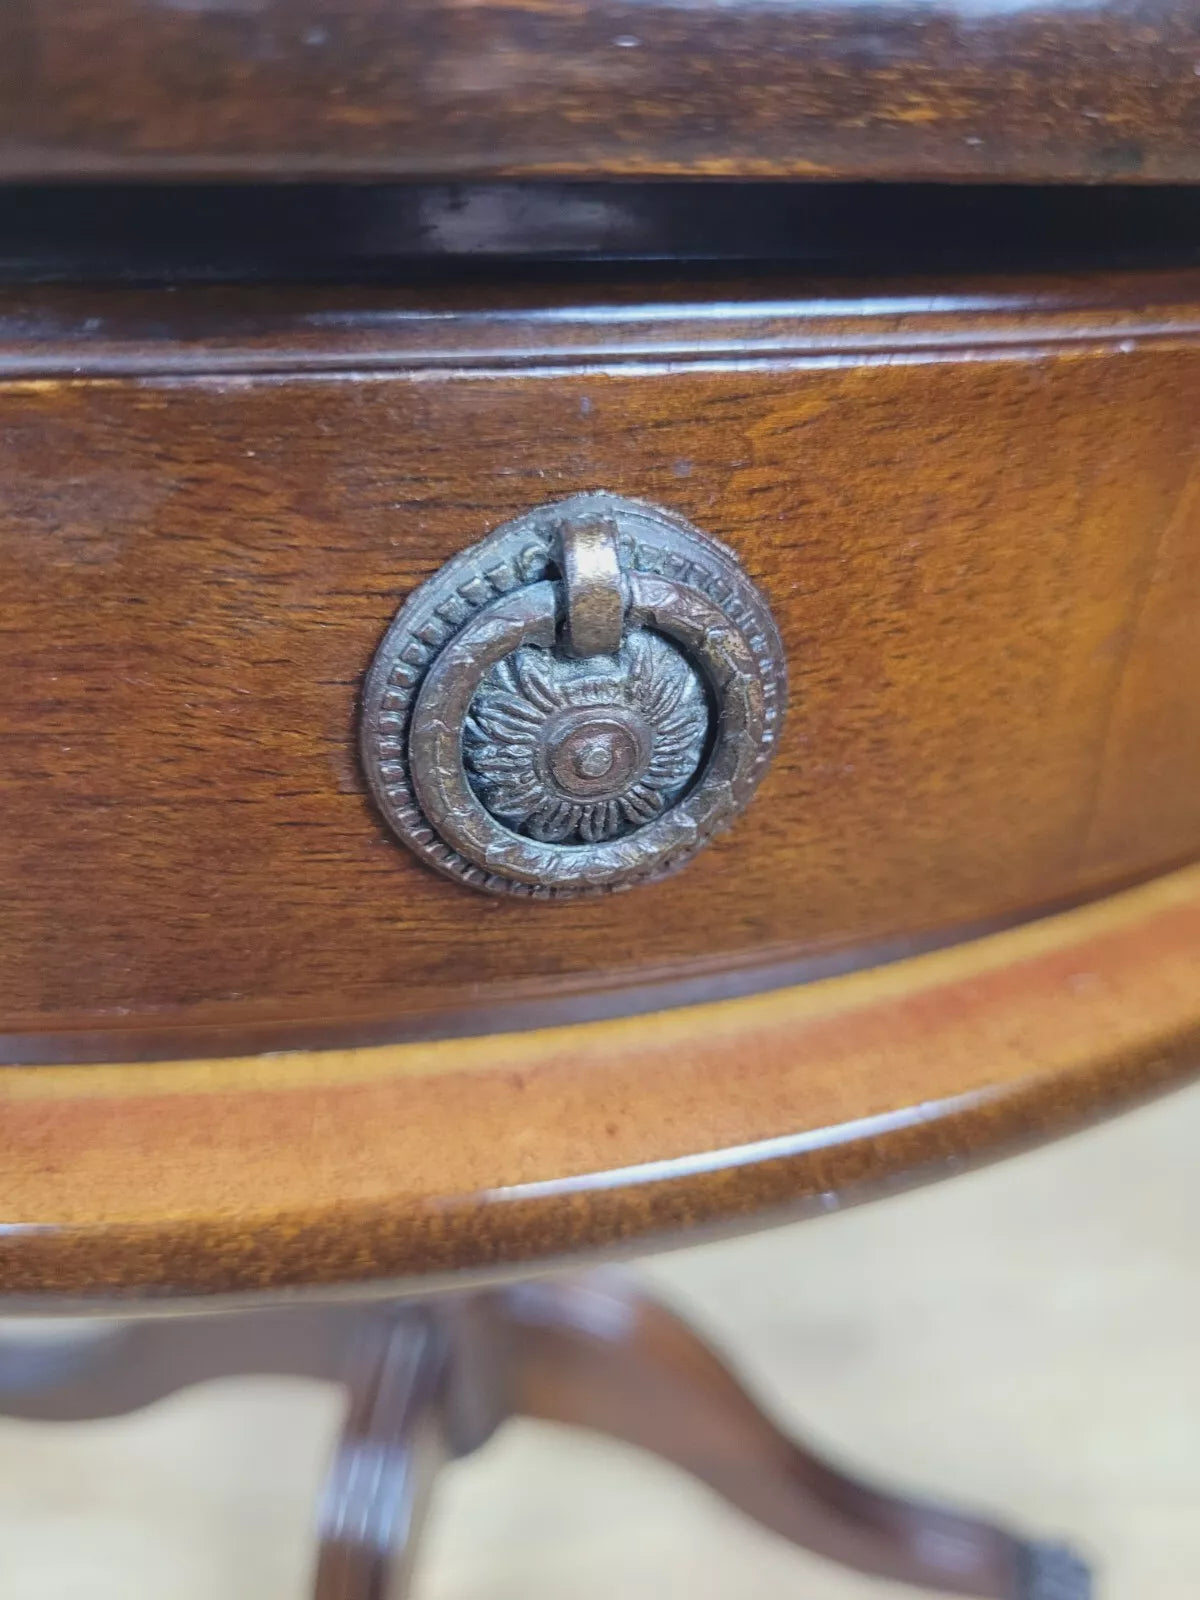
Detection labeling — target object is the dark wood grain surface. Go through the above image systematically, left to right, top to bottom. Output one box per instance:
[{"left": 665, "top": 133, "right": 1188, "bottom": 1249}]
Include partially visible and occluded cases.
[
  {"left": 1, "top": 0, "right": 1200, "bottom": 183},
  {"left": 4, "top": 270, "right": 1200, "bottom": 1059}
]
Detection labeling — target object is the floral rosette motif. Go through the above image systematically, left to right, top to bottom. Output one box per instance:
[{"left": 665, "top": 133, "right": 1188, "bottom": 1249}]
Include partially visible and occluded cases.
[{"left": 463, "top": 629, "right": 710, "bottom": 845}]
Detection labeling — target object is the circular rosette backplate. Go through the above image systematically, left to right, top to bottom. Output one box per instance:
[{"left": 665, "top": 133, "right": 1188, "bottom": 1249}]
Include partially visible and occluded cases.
[{"left": 359, "top": 492, "right": 787, "bottom": 898}]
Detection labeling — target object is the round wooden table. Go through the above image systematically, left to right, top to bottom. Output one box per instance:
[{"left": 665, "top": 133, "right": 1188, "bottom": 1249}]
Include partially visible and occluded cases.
[
  {"left": 5, "top": 8, "right": 1200, "bottom": 1597},
  {"left": 4, "top": 865, "right": 1200, "bottom": 1303},
  {"left": 2, "top": 869, "right": 1197, "bottom": 1598}
]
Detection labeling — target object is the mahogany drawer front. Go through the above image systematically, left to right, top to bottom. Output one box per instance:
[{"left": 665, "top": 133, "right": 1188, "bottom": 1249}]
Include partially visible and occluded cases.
[{"left": 3, "top": 271, "right": 1200, "bottom": 1062}]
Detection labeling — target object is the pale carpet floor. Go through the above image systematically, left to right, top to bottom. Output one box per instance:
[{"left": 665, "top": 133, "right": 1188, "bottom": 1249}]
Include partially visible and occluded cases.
[{"left": 0, "top": 1082, "right": 1197, "bottom": 1598}]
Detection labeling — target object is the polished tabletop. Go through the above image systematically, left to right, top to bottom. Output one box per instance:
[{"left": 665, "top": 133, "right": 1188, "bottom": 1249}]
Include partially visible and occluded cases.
[{"left": 0, "top": 866, "right": 1197, "bottom": 1302}]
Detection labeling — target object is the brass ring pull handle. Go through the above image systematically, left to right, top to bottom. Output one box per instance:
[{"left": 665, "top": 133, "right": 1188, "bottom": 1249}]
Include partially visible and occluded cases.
[{"left": 360, "top": 492, "right": 787, "bottom": 898}]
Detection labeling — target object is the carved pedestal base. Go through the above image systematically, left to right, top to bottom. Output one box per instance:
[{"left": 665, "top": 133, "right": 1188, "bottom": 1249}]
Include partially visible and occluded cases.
[{"left": 0, "top": 1274, "right": 1092, "bottom": 1600}]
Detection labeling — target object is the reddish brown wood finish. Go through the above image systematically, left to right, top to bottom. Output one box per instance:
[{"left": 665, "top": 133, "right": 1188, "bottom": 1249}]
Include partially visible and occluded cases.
[
  {"left": 0, "top": 0, "right": 1198, "bottom": 182},
  {"left": 3, "top": 272, "right": 1200, "bottom": 1058},
  {"left": 0, "top": 865, "right": 1197, "bottom": 1298},
  {"left": 504, "top": 1276, "right": 1064, "bottom": 1598},
  {"left": 0, "top": 1278, "right": 1082, "bottom": 1598}
]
